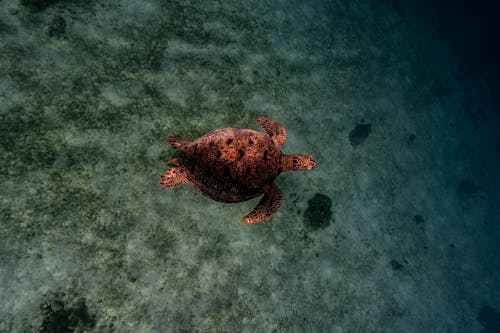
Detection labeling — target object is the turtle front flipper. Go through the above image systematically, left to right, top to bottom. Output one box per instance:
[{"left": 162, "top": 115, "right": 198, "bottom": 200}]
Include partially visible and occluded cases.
[
  {"left": 255, "top": 117, "right": 287, "bottom": 147},
  {"left": 160, "top": 167, "right": 189, "bottom": 187},
  {"left": 241, "top": 182, "right": 282, "bottom": 223}
]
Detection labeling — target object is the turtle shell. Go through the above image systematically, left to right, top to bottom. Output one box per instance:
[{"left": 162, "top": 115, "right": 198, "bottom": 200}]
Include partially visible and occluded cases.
[{"left": 181, "top": 128, "right": 282, "bottom": 203}]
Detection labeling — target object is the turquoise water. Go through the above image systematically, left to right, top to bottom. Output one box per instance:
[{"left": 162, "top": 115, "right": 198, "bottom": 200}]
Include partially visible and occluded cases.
[{"left": 1, "top": 0, "right": 499, "bottom": 332}]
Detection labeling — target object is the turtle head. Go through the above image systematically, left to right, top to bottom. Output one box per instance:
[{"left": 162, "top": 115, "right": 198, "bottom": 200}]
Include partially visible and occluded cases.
[{"left": 281, "top": 154, "right": 316, "bottom": 171}]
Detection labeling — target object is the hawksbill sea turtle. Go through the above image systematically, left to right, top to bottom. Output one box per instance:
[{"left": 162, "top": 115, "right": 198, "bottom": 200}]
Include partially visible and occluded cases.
[{"left": 160, "top": 117, "right": 316, "bottom": 223}]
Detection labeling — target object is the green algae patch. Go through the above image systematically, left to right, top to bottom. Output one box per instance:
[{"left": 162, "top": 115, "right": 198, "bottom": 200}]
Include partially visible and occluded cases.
[
  {"left": 303, "top": 193, "right": 333, "bottom": 230},
  {"left": 39, "top": 294, "right": 95, "bottom": 333}
]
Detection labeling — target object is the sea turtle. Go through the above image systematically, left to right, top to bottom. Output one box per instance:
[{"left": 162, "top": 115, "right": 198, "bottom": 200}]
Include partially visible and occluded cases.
[{"left": 160, "top": 117, "right": 316, "bottom": 223}]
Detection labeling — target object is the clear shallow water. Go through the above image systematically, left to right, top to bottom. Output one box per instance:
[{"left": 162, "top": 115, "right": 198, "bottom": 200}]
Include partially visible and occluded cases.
[{"left": 1, "top": 0, "right": 499, "bottom": 332}]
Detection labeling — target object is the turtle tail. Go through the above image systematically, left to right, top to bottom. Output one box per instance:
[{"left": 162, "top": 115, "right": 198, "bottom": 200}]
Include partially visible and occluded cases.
[{"left": 167, "top": 136, "right": 191, "bottom": 151}]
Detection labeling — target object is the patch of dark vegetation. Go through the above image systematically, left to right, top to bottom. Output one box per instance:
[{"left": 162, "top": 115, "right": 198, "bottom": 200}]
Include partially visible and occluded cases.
[
  {"left": 21, "top": 0, "right": 62, "bottom": 11},
  {"left": 154, "top": 1, "right": 245, "bottom": 48},
  {"left": 48, "top": 15, "right": 66, "bottom": 38},
  {"left": 0, "top": 19, "right": 15, "bottom": 35},
  {"left": 112, "top": 41, "right": 162, "bottom": 73},
  {"left": 144, "top": 41, "right": 164, "bottom": 71},
  {"left": 68, "top": 72, "right": 101, "bottom": 96},
  {"left": 143, "top": 83, "right": 163, "bottom": 103},
  {"left": 225, "top": 96, "right": 244, "bottom": 110},
  {"left": 59, "top": 102, "right": 128, "bottom": 132},
  {"left": 0, "top": 104, "right": 106, "bottom": 175},
  {"left": 0, "top": 105, "right": 60, "bottom": 174},
  {"left": 0, "top": 105, "right": 51, "bottom": 145},
  {"left": 349, "top": 123, "right": 372, "bottom": 146},
  {"left": 407, "top": 133, "right": 416, "bottom": 144},
  {"left": 5, "top": 139, "right": 57, "bottom": 174},
  {"left": 53, "top": 144, "right": 105, "bottom": 171},
  {"left": 43, "top": 179, "right": 105, "bottom": 222},
  {"left": 458, "top": 179, "right": 480, "bottom": 195},
  {"left": 303, "top": 193, "right": 333, "bottom": 230},
  {"left": 414, "top": 215, "right": 425, "bottom": 225},
  {"left": 145, "top": 227, "right": 176, "bottom": 258},
  {"left": 197, "top": 234, "right": 226, "bottom": 262},
  {"left": 390, "top": 259, "right": 404, "bottom": 270},
  {"left": 39, "top": 293, "right": 95, "bottom": 333},
  {"left": 478, "top": 306, "right": 500, "bottom": 333}
]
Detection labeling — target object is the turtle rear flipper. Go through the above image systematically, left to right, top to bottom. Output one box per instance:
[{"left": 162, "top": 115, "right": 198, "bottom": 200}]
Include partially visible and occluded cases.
[
  {"left": 256, "top": 117, "right": 287, "bottom": 147},
  {"left": 167, "top": 136, "right": 191, "bottom": 151},
  {"left": 164, "top": 158, "right": 181, "bottom": 166},
  {"left": 160, "top": 167, "right": 189, "bottom": 187},
  {"left": 241, "top": 182, "right": 282, "bottom": 223}
]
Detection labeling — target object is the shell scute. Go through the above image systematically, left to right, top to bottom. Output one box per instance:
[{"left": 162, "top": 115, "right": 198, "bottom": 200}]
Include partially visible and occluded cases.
[{"left": 181, "top": 128, "right": 281, "bottom": 202}]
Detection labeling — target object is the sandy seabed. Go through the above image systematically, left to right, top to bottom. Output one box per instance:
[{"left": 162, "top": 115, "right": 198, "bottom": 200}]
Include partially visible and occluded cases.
[{"left": 1, "top": 0, "right": 499, "bottom": 332}]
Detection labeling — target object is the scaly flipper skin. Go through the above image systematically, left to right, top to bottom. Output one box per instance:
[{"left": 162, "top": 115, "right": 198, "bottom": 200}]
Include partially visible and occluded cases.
[
  {"left": 255, "top": 117, "right": 287, "bottom": 147},
  {"left": 167, "top": 136, "right": 192, "bottom": 151},
  {"left": 164, "top": 158, "right": 181, "bottom": 166},
  {"left": 160, "top": 167, "right": 189, "bottom": 187},
  {"left": 241, "top": 182, "right": 283, "bottom": 223}
]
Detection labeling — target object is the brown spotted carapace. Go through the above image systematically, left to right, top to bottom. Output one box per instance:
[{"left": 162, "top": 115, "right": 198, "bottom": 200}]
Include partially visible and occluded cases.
[{"left": 160, "top": 117, "right": 316, "bottom": 223}]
